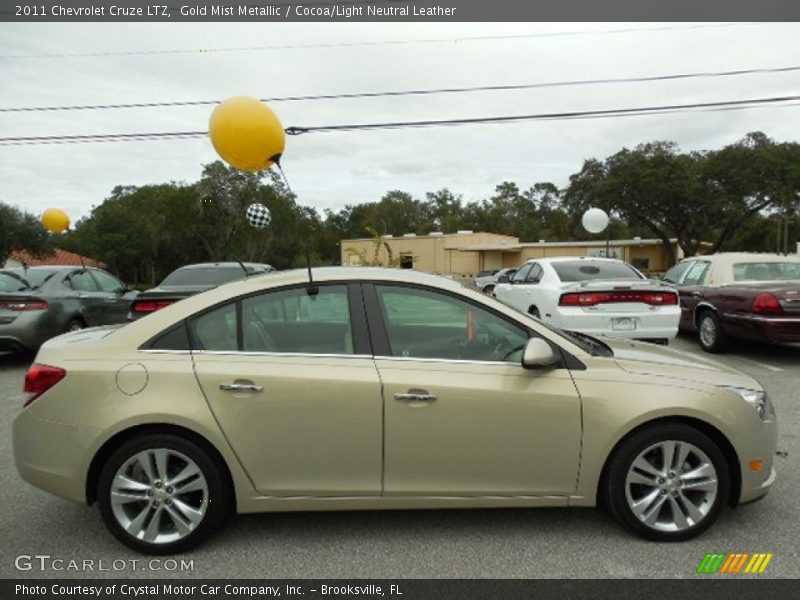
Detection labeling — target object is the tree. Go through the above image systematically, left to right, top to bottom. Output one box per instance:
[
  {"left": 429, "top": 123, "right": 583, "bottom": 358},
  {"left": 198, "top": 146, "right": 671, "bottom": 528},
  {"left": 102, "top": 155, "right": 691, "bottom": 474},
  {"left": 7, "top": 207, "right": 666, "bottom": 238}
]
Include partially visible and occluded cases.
[{"left": 0, "top": 202, "right": 52, "bottom": 266}]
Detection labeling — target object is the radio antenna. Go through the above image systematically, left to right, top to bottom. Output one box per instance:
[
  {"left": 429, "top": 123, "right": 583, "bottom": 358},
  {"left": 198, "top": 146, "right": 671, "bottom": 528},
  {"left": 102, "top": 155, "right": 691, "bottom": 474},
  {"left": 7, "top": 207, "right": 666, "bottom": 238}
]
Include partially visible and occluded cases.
[{"left": 273, "top": 158, "right": 318, "bottom": 296}]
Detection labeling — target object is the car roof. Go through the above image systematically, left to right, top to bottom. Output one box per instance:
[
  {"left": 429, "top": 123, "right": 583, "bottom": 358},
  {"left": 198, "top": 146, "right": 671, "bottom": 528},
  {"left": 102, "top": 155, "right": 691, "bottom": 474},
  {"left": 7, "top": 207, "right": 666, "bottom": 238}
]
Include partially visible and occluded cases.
[
  {"left": 680, "top": 253, "right": 800, "bottom": 265},
  {"left": 523, "top": 256, "right": 625, "bottom": 264},
  {"left": 172, "top": 262, "right": 272, "bottom": 270}
]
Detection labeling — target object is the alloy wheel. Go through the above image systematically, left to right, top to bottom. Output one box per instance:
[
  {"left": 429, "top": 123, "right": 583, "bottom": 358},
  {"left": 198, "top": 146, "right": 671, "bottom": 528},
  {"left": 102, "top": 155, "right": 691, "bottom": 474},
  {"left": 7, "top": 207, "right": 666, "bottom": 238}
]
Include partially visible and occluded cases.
[
  {"left": 699, "top": 316, "right": 716, "bottom": 348},
  {"left": 624, "top": 440, "right": 718, "bottom": 532},
  {"left": 110, "top": 448, "right": 209, "bottom": 544}
]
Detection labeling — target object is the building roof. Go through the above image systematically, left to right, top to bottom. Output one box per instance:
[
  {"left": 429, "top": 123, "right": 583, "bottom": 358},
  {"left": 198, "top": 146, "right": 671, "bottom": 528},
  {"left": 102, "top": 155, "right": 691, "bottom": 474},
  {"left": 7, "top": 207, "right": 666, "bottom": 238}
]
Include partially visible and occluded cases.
[
  {"left": 342, "top": 232, "right": 518, "bottom": 243},
  {"left": 458, "top": 238, "right": 692, "bottom": 252},
  {"left": 9, "top": 248, "right": 106, "bottom": 268}
]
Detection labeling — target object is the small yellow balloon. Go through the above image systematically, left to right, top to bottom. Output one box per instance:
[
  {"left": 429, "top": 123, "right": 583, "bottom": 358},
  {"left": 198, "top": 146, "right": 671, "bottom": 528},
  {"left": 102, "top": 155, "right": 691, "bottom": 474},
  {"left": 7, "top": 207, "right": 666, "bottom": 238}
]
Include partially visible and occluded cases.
[
  {"left": 208, "top": 96, "right": 286, "bottom": 172},
  {"left": 41, "top": 208, "right": 70, "bottom": 234}
]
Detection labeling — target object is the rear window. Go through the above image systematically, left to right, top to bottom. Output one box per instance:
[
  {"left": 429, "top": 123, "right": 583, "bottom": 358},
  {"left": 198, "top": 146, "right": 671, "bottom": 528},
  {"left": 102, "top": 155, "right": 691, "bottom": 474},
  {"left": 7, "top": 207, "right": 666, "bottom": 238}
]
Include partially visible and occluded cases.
[
  {"left": 552, "top": 260, "right": 643, "bottom": 282},
  {"left": 733, "top": 262, "right": 800, "bottom": 282},
  {"left": 161, "top": 266, "right": 247, "bottom": 287},
  {"left": 5, "top": 268, "right": 59, "bottom": 288},
  {"left": 0, "top": 271, "right": 30, "bottom": 291}
]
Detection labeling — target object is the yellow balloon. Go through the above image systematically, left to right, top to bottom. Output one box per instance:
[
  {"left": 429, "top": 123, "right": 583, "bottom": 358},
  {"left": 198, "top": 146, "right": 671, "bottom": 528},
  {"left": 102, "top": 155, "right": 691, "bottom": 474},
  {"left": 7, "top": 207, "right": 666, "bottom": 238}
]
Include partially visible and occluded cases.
[
  {"left": 208, "top": 96, "right": 286, "bottom": 172},
  {"left": 41, "top": 208, "right": 70, "bottom": 234}
]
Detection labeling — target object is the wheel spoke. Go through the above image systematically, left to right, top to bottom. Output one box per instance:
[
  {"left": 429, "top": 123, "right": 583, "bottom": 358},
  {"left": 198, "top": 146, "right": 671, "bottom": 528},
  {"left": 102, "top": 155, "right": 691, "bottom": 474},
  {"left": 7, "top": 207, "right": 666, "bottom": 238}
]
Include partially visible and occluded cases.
[
  {"left": 661, "top": 441, "right": 676, "bottom": 473},
  {"left": 674, "top": 442, "right": 690, "bottom": 471},
  {"left": 153, "top": 449, "right": 169, "bottom": 483},
  {"left": 135, "top": 451, "right": 156, "bottom": 483},
  {"left": 632, "top": 456, "right": 662, "bottom": 479},
  {"left": 168, "top": 462, "right": 201, "bottom": 487},
  {"left": 680, "top": 462, "right": 715, "bottom": 481},
  {"left": 626, "top": 470, "right": 658, "bottom": 487},
  {"left": 113, "top": 474, "right": 150, "bottom": 493},
  {"left": 175, "top": 477, "right": 207, "bottom": 494},
  {"left": 681, "top": 477, "right": 717, "bottom": 492},
  {"left": 111, "top": 490, "right": 149, "bottom": 505},
  {"left": 677, "top": 491, "right": 705, "bottom": 524},
  {"left": 638, "top": 493, "right": 668, "bottom": 526},
  {"left": 668, "top": 495, "right": 690, "bottom": 529},
  {"left": 171, "top": 498, "right": 205, "bottom": 525},
  {"left": 164, "top": 504, "right": 193, "bottom": 536},
  {"left": 125, "top": 505, "right": 151, "bottom": 536},
  {"left": 142, "top": 506, "right": 164, "bottom": 542}
]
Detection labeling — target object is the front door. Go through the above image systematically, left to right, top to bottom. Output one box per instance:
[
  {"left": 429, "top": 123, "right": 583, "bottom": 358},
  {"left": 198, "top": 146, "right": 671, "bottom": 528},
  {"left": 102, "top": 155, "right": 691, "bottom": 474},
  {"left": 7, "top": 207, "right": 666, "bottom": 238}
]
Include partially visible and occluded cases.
[
  {"left": 191, "top": 283, "right": 383, "bottom": 497},
  {"left": 366, "top": 283, "right": 582, "bottom": 497}
]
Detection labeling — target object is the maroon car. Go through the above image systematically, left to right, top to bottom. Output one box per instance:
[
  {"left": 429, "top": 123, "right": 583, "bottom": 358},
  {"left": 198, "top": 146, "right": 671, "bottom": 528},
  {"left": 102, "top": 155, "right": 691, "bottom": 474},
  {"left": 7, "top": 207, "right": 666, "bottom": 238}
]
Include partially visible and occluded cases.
[{"left": 663, "top": 253, "right": 800, "bottom": 352}]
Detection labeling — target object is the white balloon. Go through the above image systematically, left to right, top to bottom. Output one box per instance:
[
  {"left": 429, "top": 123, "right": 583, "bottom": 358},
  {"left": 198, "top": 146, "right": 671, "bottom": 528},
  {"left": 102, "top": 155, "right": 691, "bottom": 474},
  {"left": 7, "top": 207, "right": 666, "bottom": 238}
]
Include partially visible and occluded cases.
[{"left": 582, "top": 208, "right": 609, "bottom": 234}]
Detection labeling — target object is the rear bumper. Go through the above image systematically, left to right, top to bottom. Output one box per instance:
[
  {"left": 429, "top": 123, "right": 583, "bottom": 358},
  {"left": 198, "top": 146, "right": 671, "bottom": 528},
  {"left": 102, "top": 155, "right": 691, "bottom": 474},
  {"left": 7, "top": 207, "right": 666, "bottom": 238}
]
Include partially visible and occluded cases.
[
  {"left": 554, "top": 308, "right": 680, "bottom": 340},
  {"left": 725, "top": 314, "right": 800, "bottom": 343},
  {"left": 13, "top": 408, "right": 96, "bottom": 505}
]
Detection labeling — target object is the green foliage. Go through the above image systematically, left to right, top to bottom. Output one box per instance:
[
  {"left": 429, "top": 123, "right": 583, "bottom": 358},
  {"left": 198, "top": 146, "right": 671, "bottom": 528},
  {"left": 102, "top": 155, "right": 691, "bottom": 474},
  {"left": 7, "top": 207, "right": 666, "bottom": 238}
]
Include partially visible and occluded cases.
[{"left": 0, "top": 202, "right": 53, "bottom": 265}]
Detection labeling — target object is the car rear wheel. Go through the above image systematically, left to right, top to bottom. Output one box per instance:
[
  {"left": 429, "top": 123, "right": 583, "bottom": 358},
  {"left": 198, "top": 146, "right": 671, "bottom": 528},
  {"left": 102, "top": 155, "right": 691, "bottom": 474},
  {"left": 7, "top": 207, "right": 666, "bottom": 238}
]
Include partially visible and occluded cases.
[
  {"left": 482, "top": 284, "right": 495, "bottom": 295},
  {"left": 697, "top": 311, "right": 730, "bottom": 353},
  {"left": 65, "top": 319, "right": 84, "bottom": 333},
  {"left": 605, "top": 423, "right": 729, "bottom": 541},
  {"left": 97, "top": 433, "right": 229, "bottom": 554}
]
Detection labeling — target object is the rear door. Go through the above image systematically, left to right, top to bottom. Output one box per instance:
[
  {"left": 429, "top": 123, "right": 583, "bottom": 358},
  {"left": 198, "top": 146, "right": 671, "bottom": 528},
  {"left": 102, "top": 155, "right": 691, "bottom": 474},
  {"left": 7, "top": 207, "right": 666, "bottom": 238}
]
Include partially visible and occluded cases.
[
  {"left": 89, "top": 269, "right": 131, "bottom": 323},
  {"left": 190, "top": 283, "right": 383, "bottom": 497}
]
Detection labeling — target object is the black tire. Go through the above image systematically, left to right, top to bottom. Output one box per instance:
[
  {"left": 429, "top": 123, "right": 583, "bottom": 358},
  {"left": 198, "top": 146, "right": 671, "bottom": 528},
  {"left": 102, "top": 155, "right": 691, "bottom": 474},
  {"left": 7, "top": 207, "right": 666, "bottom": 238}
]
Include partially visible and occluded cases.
[
  {"left": 482, "top": 284, "right": 495, "bottom": 295},
  {"left": 528, "top": 306, "right": 541, "bottom": 319},
  {"left": 697, "top": 311, "right": 730, "bottom": 353},
  {"left": 65, "top": 319, "right": 84, "bottom": 333},
  {"left": 604, "top": 423, "right": 729, "bottom": 542},
  {"left": 97, "top": 433, "right": 229, "bottom": 554}
]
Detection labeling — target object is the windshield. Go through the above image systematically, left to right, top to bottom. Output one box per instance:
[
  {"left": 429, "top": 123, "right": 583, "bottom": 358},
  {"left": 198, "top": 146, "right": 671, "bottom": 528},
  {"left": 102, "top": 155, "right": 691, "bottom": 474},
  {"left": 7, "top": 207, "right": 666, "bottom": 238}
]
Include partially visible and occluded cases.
[
  {"left": 552, "top": 260, "right": 644, "bottom": 282},
  {"left": 732, "top": 261, "right": 800, "bottom": 282},
  {"left": 160, "top": 266, "right": 250, "bottom": 287},
  {"left": 0, "top": 271, "right": 31, "bottom": 292}
]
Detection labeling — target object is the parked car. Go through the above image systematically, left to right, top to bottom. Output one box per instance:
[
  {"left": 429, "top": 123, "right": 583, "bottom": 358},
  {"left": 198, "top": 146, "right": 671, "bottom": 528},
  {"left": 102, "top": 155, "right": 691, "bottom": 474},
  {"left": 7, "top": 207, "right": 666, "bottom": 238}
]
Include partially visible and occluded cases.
[
  {"left": 663, "top": 253, "right": 800, "bottom": 353},
  {"left": 493, "top": 257, "right": 680, "bottom": 344},
  {"left": 129, "top": 262, "right": 274, "bottom": 320},
  {"left": 0, "top": 266, "right": 137, "bottom": 353},
  {"left": 14, "top": 267, "right": 776, "bottom": 553},
  {"left": 474, "top": 267, "right": 517, "bottom": 294}
]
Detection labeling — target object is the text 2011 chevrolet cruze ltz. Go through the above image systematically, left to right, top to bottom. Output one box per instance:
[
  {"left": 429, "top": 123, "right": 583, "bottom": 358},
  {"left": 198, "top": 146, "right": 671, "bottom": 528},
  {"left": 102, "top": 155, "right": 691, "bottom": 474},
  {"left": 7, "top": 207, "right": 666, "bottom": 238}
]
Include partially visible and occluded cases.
[{"left": 13, "top": 268, "right": 777, "bottom": 554}]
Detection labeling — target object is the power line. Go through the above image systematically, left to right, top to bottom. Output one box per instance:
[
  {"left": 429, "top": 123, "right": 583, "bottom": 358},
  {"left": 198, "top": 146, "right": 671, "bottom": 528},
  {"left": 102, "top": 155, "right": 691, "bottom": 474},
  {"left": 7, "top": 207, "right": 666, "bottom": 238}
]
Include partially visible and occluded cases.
[
  {"left": 0, "top": 22, "right": 771, "bottom": 60},
  {"left": 3, "top": 64, "right": 799, "bottom": 114},
  {"left": 1, "top": 95, "right": 798, "bottom": 146}
]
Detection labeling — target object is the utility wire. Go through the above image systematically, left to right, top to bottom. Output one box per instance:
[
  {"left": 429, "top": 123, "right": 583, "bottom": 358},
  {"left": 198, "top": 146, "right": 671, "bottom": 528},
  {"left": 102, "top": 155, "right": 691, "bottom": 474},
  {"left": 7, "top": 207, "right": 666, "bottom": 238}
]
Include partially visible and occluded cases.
[
  {"left": 0, "top": 22, "right": 771, "bottom": 60},
  {"left": 3, "top": 64, "right": 799, "bottom": 114},
  {"left": 1, "top": 95, "right": 798, "bottom": 146}
]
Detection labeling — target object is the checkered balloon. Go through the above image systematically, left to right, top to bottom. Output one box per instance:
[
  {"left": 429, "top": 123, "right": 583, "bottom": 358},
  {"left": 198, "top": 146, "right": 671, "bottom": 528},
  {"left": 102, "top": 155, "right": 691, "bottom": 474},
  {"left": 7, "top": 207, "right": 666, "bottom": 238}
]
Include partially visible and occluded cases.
[{"left": 245, "top": 203, "right": 271, "bottom": 229}]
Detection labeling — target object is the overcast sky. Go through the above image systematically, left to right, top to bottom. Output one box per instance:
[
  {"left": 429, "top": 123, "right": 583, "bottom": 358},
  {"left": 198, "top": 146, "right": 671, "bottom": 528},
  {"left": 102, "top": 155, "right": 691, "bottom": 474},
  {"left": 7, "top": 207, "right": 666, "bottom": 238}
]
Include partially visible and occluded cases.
[{"left": 1, "top": 21, "right": 799, "bottom": 225}]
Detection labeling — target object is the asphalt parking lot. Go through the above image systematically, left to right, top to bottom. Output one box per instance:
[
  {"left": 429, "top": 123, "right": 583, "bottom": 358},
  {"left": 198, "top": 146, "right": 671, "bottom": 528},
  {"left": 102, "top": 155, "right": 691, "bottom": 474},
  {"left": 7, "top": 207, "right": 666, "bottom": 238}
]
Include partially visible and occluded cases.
[{"left": 1, "top": 334, "right": 797, "bottom": 580}]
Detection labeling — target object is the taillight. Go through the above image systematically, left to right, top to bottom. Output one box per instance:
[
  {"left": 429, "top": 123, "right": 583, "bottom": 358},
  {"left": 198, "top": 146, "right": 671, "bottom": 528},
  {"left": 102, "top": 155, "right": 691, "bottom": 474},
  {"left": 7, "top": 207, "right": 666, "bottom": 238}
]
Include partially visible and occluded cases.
[
  {"left": 559, "top": 291, "right": 679, "bottom": 307},
  {"left": 752, "top": 292, "right": 782, "bottom": 315},
  {"left": 0, "top": 299, "right": 49, "bottom": 311},
  {"left": 132, "top": 299, "right": 174, "bottom": 313},
  {"left": 23, "top": 363, "right": 67, "bottom": 407}
]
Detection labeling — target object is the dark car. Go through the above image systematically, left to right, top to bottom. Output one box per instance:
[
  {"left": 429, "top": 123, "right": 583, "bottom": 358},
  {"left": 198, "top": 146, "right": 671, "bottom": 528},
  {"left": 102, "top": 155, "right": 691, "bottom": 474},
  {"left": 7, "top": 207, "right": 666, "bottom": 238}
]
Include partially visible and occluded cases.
[
  {"left": 663, "top": 252, "right": 800, "bottom": 352},
  {"left": 129, "top": 262, "right": 274, "bottom": 319},
  {"left": 0, "top": 266, "right": 137, "bottom": 353}
]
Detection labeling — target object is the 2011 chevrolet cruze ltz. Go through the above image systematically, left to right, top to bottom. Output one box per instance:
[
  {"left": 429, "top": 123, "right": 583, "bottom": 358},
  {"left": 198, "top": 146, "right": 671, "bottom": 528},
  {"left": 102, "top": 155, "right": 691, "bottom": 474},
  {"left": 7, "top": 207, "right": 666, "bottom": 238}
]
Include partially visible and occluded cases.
[{"left": 13, "top": 268, "right": 777, "bottom": 554}]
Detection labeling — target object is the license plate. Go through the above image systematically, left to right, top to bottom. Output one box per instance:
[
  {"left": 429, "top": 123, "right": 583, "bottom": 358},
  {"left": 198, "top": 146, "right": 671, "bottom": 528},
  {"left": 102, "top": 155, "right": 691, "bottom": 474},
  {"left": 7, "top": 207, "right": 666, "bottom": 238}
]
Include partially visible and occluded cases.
[{"left": 611, "top": 317, "right": 637, "bottom": 331}]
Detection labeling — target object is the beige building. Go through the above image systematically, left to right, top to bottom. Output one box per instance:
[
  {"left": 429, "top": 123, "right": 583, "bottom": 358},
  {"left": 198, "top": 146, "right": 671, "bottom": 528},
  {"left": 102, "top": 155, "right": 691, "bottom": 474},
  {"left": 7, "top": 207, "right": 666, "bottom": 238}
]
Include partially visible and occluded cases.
[{"left": 341, "top": 232, "right": 702, "bottom": 277}]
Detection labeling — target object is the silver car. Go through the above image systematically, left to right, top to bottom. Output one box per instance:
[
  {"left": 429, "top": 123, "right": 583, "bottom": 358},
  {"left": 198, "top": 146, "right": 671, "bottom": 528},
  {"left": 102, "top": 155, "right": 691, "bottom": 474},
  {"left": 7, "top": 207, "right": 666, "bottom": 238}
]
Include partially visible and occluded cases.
[{"left": 0, "top": 266, "right": 137, "bottom": 353}]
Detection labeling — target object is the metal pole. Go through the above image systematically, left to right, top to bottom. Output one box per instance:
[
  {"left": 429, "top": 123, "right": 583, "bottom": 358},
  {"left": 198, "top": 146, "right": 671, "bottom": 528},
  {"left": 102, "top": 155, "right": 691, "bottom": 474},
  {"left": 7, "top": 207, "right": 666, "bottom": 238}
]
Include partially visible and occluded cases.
[{"left": 606, "top": 228, "right": 610, "bottom": 258}]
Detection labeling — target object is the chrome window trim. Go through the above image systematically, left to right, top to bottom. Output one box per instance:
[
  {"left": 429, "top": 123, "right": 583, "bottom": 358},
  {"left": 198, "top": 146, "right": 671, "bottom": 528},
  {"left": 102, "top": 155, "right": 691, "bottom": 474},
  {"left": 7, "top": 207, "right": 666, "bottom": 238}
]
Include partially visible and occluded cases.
[
  {"left": 186, "top": 350, "right": 373, "bottom": 359},
  {"left": 374, "top": 355, "right": 521, "bottom": 367}
]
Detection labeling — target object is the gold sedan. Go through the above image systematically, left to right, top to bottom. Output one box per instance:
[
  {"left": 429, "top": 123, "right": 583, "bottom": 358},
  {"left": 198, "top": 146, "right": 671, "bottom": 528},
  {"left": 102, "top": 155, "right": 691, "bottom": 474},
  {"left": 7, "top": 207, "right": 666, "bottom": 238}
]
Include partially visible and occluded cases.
[{"left": 13, "top": 268, "right": 777, "bottom": 554}]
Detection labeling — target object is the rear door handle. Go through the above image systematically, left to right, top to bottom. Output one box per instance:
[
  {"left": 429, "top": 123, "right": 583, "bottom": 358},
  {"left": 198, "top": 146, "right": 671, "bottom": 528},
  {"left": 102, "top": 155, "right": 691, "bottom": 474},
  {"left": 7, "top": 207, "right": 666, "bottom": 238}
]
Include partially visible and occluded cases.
[
  {"left": 220, "top": 382, "right": 263, "bottom": 393},
  {"left": 394, "top": 391, "right": 437, "bottom": 403}
]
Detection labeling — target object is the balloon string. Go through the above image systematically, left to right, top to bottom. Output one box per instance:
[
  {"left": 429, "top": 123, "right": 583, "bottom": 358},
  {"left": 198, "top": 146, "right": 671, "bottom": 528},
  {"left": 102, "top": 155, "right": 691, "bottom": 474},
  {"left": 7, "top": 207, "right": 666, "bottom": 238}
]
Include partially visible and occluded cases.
[{"left": 274, "top": 162, "right": 293, "bottom": 197}]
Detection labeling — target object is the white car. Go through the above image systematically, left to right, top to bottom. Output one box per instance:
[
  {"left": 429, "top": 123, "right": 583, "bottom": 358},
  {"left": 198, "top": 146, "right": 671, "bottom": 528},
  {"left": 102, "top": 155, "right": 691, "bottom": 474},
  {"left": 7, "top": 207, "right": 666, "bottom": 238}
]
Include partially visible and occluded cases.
[{"left": 493, "top": 257, "right": 680, "bottom": 344}]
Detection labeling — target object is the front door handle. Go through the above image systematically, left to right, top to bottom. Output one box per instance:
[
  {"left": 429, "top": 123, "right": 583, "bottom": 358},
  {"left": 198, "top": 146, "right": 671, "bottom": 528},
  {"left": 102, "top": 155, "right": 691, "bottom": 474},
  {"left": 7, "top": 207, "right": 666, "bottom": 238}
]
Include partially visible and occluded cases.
[
  {"left": 220, "top": 382, "right": 263, "bottom": 393},
  {"left": 394, "top": 390, "right": 437, "bottom": 403}
]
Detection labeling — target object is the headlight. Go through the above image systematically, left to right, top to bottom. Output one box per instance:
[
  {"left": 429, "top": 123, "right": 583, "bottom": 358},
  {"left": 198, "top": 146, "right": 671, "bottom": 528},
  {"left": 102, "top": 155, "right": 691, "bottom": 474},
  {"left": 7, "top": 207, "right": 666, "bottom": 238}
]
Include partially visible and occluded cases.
[{"left": 722, "top": 386, "right": 771, "bottom": 420}]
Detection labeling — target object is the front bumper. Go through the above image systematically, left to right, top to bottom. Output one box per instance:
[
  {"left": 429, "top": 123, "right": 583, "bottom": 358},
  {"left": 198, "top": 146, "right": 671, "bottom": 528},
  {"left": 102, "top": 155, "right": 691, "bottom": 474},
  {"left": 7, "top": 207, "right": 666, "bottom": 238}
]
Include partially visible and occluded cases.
[
  {"left": 13, "top": 408, "right": 97, "bottom": 505},
  {"left": 736, "top": 414, "right": 778, "bottom": 504}
]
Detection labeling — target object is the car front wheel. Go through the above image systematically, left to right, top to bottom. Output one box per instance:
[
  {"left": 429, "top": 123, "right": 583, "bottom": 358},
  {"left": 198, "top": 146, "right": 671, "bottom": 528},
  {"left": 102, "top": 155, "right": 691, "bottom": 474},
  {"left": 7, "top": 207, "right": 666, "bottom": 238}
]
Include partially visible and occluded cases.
[
  {"left": 697, "top": 311, "right": 730, "bottom": 353},
  {"left": 605, "top": 424, "right": 729, "bottom": 541},
  {"left": 97, "top": 433, "right": 229, "bottom": 554}
]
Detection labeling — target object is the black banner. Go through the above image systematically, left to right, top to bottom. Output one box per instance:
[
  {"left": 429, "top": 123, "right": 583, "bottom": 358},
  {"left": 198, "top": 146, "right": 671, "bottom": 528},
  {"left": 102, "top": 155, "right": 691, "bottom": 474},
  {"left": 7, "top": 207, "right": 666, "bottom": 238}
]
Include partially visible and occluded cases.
[
  {"left": 2, "top": 0, "right": 800, "bottom": 22},
  {"left": 3, "top": 580, "right": 800, "bottom": 600}
]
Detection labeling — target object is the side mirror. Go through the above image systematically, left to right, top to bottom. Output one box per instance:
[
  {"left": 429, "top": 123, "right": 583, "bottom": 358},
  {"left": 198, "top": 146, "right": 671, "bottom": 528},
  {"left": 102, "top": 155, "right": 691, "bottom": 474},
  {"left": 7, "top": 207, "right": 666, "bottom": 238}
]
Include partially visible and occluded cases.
[
  {"left": 497, "top": 275, "right": 510, "bottom": 283},
  {"left": 522, "top": 338, "right": 559, "bottom": 369}
]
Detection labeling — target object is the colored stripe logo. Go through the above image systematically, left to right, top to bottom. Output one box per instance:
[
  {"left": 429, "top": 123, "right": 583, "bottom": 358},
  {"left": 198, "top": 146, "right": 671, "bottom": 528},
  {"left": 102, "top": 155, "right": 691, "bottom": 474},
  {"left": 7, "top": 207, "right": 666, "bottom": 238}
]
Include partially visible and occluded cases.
[{"left": 696, "top": 553, "right": 773, "bottom": 574}]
